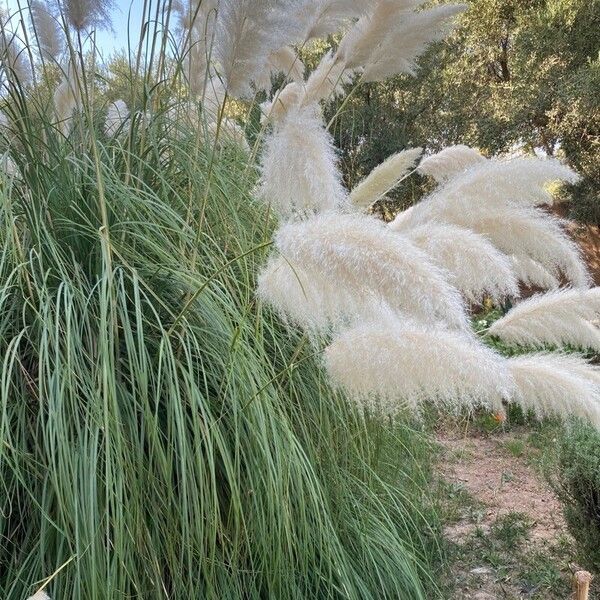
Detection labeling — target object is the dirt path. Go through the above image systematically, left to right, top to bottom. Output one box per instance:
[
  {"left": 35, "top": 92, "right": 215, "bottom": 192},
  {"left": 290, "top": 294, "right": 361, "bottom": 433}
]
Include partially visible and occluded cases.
[{"left": 437, "top": 428, "right": 586, "bottom": 599}]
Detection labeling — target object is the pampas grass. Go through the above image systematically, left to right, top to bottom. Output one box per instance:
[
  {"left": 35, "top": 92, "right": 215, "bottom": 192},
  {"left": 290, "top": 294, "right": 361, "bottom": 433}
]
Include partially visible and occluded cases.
[
  {"left": 29, "top": 0, "right": 63, "bottom": 62},
  {"left": 61, "top": 0, "right": 114, "bottom": 32},
  {"left": 214, "top": 0, "right": 306, "bottom": 98},
  {"left": 336, "top": 0, "right": 424, "bottom": 69},
  {"left": 361, "top": 4, "right": 467, "bottom": 82},
  {"left": 53, "top": 74, "right": 79, "bottom": 134},
  {"left": 104, "top": 99, "right": 129, "bottom": 137},
  {"left": 257, "top": 105, "right": 347, "bottom": 217},
  {"left": 417, "top": 145, "right": 486, "bottom": 182},
  {"left": 350, "top": 148, "right": 422, "bottom": 208},
  {"left": 392, "top": 155, "right": 591, "bottom": 289},
  {"left": 275, "top": 212, "right": 469, "bottom": 330},
  {"left": 400, "top": 222, "right": 519, "bottom": 303},
  {"left": 257, "top": 255, "right": 366, "bottom": 331},
  {"left": 508, "top": 256, "right": 560, "bottom": 290},
  {"left": 489, "top": 288, "right": 600, "bottom": 351},
  {"left": 325, "top": 313, "right": 512, "bottom": 413},
  {"left": 508, "top": 353, "right": 600, "bottom": 426},
  {"left": 27, "top": 591, "right": 50, "bottom": 600}
]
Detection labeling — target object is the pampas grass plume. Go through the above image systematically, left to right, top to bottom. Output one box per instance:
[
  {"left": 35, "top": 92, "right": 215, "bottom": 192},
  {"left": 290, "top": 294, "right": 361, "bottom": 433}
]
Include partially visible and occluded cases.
[
  {"left": 29, "top": 1, "right": 63, "bottom": 61},
  {"left": 361, "top": 4, "right": 467, "bottom": 82},
  {"left": 104, "top": 99, "right": 129, "bottom": 137},
  {"left": 258, "top": 106, "right": 346, "bottom": 217},
  {"left": 418, "top": 145, "right": 486, "bottom": 182},
  {"left": 350, "top": 147, "right": 422, "bottom": 208},
  {"left": 275, "top": 212, "right": 469, "bottom": 330},
  {"left": 400, "top": 222, "right": 519, "bottom": 303},
  {"left": 257, "top": 255, "right": 365, "bottom": 331},
  {"left": 489, "top": 288, "right": 600, "bottom": 351},
  {"left": 325, "top": 315, "right": 512, "bottom": 413},
  {"left": 508, "top": 353, "right": 600, "bottom": 426},
  {"left": 27, "top": 591, "right": 51, "bottom": 600}
]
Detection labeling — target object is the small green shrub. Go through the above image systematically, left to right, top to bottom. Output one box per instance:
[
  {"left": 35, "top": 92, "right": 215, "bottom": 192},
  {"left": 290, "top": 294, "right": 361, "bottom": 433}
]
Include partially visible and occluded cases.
[{"left": 551, "top": 421, "right": 600, "bottom": 571}]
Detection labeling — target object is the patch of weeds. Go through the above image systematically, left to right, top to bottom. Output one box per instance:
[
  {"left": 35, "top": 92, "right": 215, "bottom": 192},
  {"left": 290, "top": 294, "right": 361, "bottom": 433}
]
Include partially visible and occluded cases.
[
  {"left": 503, "top": 438, "right": 526, "bottom": 457},
  {"left": 438, "top": 479, "right": 483, "bottom": 524},
  {"left": 491, "top": 512, "right": 532, "bottom": 550},
  {"left": 518, "top": 549, "right": 570, "bottom": 598}
]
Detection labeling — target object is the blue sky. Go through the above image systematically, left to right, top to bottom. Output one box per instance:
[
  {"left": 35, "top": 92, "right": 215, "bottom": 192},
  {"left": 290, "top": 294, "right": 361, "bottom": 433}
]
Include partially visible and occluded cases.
[{"left": 5, "top": 0, "right": 146, "bottom": 57}]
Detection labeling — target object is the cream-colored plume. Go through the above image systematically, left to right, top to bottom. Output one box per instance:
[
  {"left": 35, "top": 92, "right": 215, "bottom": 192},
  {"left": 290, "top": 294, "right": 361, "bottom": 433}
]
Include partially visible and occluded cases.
[
  {"left": 29, "top": 0, "right": 63, "bottom": 62},
  {"left": 336, "top": 0, "right": 425, "bottom": 69},
  {"left": 361, "top": 4, "right": 467, "bottom": 82},
  {"left": 53, "top": 74, "right": 79, "bottom": 135},
  {"left": 104, "top": 99, "right": 129, "bottom": 137},
  {"left": 257, "top": 105, "right": 347, "bottom": 217},
  {"left": 417, "top": 145, "right": 486, "bottom": 182},
  {"left": 350, "top": 148, "right": 422, "bottom": 208},
  {"left": 391, "top": 154, "right": 590, "bottom": 289},
  {"left": 275, "top": 212, "right": 469, "bottom": 330},
  {"left": 401, "top": 223, "right": 519, "bottom": 303},
  {"left": 257, "top": 255, "right": 367, "bottom": 331},
  {"left": 508, "top": 256, "right": 560, "bottom": 290},
  {"left": 489, "top": 288, "right": 600, "bottom": 351},
  {"left": 325, "top": 314, "right": 512, "bottom": 414},
  {"left": 508, "top": 353, "right": 600, "bottom": 426},
  {"left": 27, "top": 591, "right": 50, "bottom": 600}
]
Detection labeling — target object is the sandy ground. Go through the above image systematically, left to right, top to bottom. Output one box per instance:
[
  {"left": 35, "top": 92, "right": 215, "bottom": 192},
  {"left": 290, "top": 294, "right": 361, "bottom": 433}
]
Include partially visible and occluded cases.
[{"left": 437, "top": 430, "right": 585, "bottom": 599}]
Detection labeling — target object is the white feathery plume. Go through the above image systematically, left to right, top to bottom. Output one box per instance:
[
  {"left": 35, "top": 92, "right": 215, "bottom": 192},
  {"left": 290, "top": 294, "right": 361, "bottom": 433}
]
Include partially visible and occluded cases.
[
  {"left": 61, "top": 0, "right": 114, "bottom": 32},
  {"left": 175, "top": 0, "right": 219, "bottom": 97},
  {"left": 214, "top": 0, "right": 306, "bottom": 98},
  {"left": 298, "top": 0, "right": 376, "bottom": 40},
  {"left": 336, "top": 0, "right": 425, "bottom": 69},
  {"left": 29, "top": 1, "right": 63, "bottom": 62},
  {"left": 361, "top": 4, "right": 467, "bottom": 82},
  {"left": 0, "top": 29, "right": 31, "bottom": 87},
  {"left": 267, "top": 46, "right": 305, "bottom": 84},
  {"left": 300, "top": 51, "right": 352, "bottom": 107},
  {"left": 260, "top": 52, "right": 351, "bottom": 125},
  {"left": 53, "top": 73, "right": 79, "bottom": 135},
  {"left": 261, "top": 82, "right": 304, "bottom": 124},
  {"left": 104, "top": 99, "right": 129, "bottom": 137},
  {"left": 257, "top": 105, "right": 347, "bottom": 217},
  {"left": 206, "top": 117, "right": 249, "bottom": 152},
  {"left": 417, "top": 145, "right": 486, "bottom": 183},
  {"left": 350, "top": 148, "right": 422, "bottom": 208},
  {"left": 391, "top": 156, "right": 591, "bottom": 288},
  {"left": 401, "top": 156, "right": 581, "bottom": 222},
  {"left": 423, "top": 156, "right": 580, "bottom": 213},
  {"left": 468, "top": 209, "right": 591, "bottom": 289},
  {"left": 275, "top": 212, "right": 469, "bottom": 330},
  {"left": 401, "top": 223, "right": 519, "bottom": 303},
  {"left": 257, "top": 255, "right": 367, "bottom": 331},
  {"left": 508, "top": 256, "right": 560, "bottom": 290},
  {"left": 489, "top": 288, "right": 600, "bottom": 351},
  {"left": 325, "top": 313, "right": 513, "bottom": 414},
  {"left": 508, "top": 353, "right": 600, "bottom": 426},
  {"left": 27, "top": 591, "right": 51, "bottom": 600}
]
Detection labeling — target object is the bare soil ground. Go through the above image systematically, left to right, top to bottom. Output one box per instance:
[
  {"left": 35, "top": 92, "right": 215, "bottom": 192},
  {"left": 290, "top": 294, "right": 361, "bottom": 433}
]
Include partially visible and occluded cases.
[{"left": 437, "top": 427, "right": 588, "bottom": 599}]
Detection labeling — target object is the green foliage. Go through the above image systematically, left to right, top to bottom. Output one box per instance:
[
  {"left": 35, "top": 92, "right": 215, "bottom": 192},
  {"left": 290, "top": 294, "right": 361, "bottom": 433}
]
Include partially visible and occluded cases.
[
  {"left": 0, "top": 79, "right": 443, "bottom": 599},
  {"left": 551, "top": 420, "right": 600, "bottom": 571}
]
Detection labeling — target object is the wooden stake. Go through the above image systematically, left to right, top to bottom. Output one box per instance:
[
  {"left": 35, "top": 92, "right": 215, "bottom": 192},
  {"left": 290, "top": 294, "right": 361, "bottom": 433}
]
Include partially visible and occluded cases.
[{"left": 572, "top": 570, "right": 592, "bottom": 600}]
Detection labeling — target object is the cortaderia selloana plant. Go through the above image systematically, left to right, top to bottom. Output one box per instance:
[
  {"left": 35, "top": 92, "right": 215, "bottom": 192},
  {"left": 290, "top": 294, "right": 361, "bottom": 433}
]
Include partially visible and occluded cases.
[{"left": 192, "top": 0, "right": 600, "bottom": 426}]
